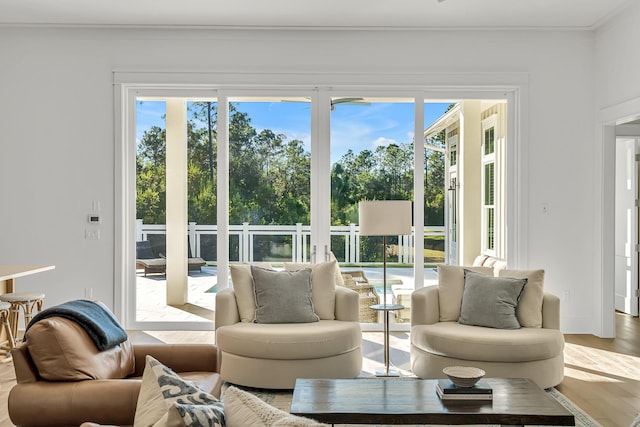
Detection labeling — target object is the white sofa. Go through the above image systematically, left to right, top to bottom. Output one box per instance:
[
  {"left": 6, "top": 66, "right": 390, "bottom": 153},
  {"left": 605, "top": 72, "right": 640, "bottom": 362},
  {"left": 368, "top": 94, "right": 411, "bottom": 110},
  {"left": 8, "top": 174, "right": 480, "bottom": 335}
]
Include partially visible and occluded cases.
[
  {"left": 215, "top": 263, "right": 362, "bottom": 389},
  {"left": 410, "top": 265, "right": 565, "bottom": 389}
]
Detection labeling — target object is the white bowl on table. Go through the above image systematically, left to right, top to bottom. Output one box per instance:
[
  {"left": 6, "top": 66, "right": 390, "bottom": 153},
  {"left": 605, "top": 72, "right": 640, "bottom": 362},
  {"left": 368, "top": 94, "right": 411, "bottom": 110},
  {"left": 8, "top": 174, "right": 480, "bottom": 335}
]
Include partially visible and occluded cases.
[{"left": 442, "top": 366, "right": 486, "bottom": 388}]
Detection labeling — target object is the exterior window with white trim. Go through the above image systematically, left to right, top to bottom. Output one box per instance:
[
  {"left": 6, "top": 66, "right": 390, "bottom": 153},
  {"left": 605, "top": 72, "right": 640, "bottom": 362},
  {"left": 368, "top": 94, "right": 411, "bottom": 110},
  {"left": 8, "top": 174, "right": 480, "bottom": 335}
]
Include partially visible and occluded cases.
[{"left": 481, "top": 117, "right": 497, "bottom": 254}]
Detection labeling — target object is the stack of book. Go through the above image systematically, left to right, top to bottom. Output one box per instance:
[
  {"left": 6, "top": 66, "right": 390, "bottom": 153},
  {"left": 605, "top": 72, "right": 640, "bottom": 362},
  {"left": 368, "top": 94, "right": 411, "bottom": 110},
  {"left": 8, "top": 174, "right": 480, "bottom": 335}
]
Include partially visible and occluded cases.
[{"left": 436, "top": 379, "right": 493, "bottom": 401}]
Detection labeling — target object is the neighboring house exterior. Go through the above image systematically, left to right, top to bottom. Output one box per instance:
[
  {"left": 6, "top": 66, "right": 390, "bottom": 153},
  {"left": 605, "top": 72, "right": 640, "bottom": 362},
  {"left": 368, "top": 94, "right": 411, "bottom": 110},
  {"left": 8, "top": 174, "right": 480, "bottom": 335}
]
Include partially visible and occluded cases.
[{"left": 425, "top": 101, "right": 507, "bottom": 266}]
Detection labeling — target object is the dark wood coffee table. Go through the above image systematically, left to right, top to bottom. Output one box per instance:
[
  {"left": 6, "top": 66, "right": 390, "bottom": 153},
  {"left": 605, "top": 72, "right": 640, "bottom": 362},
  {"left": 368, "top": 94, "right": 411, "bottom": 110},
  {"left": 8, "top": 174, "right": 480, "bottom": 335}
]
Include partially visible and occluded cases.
[{"left": 290, "top": 378, "right": 575, "bottom": 426}]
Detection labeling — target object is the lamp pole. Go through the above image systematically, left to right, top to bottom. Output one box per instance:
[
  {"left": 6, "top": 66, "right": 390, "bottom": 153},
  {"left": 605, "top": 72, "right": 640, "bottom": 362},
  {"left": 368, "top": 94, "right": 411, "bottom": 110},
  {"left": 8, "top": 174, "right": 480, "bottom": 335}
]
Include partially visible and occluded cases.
[
  {"left": 359, "top": 200, "right": 411, "bottom": 377},
  {"left": 371, "top": 234, "right": 403, "bottom": 377},
  {"left": 382, "top": 235, "right": 390, "bottom": 372}
]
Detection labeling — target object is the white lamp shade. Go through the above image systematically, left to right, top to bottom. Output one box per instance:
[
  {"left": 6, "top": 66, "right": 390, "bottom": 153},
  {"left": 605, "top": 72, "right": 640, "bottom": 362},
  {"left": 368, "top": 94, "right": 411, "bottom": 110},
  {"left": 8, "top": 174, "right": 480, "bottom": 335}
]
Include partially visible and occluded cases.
[{"left": 358, "top": 200, "right": 413, "bottom": 236}]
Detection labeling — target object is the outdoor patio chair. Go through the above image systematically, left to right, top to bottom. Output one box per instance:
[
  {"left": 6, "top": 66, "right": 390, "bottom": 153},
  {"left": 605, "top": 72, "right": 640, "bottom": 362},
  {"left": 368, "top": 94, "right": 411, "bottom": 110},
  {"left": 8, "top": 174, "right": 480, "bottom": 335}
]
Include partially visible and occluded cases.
[
  {"left": 135, "top": 240, "right": 206, "bottom": 276},
  {"left": 340, "top": 270, "right": 380, "bottom": 323}
]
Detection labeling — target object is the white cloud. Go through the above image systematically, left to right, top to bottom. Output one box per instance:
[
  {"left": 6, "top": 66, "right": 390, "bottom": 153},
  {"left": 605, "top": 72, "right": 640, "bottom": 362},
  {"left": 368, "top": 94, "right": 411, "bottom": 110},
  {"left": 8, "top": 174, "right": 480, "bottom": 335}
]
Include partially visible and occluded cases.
[
  {"left": 407, "top": 131, "right": 415, "bottom": 141},
  {"left": 373, "top": 137, "right": 400, "bottom": 147}
]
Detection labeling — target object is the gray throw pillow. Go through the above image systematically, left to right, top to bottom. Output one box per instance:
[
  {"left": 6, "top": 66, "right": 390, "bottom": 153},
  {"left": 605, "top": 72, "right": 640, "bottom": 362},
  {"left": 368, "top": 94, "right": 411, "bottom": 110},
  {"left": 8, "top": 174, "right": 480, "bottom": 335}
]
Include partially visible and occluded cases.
[
  {"left": 251, "top": 266, "right": 320, "bottom": 324},
  {"left": 459, "top": 269, "right": 527, "bottom": 329}
]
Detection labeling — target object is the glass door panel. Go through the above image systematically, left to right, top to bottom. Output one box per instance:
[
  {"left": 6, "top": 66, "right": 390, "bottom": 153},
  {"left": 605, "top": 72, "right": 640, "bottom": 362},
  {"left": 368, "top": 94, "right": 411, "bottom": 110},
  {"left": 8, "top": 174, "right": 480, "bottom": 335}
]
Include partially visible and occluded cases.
[
  {"left": 329, "top": 97, "right": 416, "bottom": 324},
  {"left": 227, "top": 98, "right": 311, "bottom": 268},
  {"left": 135, "top": 99, "right": 218, "bottom": 325},
  {"left": 135, "top": 99, "right": 170, "bottom": 322}
]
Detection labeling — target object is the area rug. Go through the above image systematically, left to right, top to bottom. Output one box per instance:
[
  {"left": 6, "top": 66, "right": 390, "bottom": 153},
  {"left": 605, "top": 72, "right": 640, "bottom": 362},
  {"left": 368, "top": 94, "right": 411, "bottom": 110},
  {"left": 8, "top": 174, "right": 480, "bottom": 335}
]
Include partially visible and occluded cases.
[
  {"left": 222, "top": 382, "right": 602, "bottom": 427},
  {"left": 546, "top": 388, "right": 602, "bottom": 427}
]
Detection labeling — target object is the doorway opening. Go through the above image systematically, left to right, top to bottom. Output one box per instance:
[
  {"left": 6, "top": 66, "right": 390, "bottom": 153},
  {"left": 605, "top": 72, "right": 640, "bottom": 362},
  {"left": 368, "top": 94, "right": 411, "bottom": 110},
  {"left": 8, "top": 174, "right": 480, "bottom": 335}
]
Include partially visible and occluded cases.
[{"left": 614, "top": 127, "right": 640, "bottom": 317}]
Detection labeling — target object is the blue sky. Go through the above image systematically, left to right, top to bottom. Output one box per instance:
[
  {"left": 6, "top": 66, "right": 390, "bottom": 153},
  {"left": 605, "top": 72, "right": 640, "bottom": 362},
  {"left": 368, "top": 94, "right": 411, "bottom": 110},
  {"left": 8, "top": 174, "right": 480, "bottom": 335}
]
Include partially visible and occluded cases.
[{"left": 137, "top": 100, "right": 450, "bottom": 163}]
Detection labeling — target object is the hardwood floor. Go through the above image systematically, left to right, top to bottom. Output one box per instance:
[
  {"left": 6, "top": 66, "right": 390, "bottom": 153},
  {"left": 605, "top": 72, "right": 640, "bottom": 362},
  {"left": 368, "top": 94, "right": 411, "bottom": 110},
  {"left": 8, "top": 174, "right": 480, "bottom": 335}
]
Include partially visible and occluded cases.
[
  {"left": 0, "top": 313, "right": 638, "bottom": 426},
  {"left": 558, "top": 313, "right": 640, "bottom": 427}
]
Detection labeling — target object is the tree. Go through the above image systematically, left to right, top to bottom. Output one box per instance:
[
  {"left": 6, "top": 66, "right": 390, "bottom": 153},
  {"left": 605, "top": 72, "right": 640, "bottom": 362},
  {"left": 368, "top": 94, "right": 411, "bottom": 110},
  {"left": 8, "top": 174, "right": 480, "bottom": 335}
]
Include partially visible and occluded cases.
[
  {"left": 136, "top": 126, "right": 167, "bottom": 224},
  {"left": 375, "top": 143, "right": 413, "bottom": 200}
]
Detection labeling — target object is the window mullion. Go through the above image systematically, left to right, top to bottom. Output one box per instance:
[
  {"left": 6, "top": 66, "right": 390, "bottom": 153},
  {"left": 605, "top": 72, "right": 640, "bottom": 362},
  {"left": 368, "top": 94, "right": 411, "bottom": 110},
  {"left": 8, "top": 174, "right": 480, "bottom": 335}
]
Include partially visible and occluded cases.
[
  {"left": 311, "top": 90, "right": 332, "bottom": 263},
  {"left": 217, "top": 93, "right": 230, "bottom": 288},
  {"left": 414, "top": 94, "right": 425, "bottom": 288}
]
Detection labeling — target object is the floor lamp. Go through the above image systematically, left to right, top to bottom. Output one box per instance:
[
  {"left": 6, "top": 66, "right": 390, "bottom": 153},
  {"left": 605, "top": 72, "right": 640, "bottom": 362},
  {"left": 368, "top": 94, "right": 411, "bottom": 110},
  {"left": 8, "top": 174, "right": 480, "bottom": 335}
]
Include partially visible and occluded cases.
[{"left": 358, "top": 200, "right": 413, "bottom": 377}]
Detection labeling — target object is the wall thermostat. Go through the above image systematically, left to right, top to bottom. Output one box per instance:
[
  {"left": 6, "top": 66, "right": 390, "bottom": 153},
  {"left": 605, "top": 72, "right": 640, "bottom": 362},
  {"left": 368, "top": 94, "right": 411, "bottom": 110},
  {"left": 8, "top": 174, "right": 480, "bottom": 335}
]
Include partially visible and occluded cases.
[{"left": 88, "top": 214, "right": 101, "bottom": 224}]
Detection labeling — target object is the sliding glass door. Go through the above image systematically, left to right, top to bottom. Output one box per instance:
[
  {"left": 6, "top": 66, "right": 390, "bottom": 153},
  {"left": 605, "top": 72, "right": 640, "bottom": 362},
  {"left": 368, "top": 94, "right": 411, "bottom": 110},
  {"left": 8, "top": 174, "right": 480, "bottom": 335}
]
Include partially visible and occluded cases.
[{"left": 126, "top": 87, "right": 509, "bottom": 331}]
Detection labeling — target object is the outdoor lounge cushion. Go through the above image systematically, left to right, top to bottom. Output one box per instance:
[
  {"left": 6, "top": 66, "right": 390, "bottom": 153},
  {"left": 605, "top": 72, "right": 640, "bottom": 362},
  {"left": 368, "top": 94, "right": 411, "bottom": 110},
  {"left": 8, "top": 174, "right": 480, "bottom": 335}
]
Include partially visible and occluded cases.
[
  {"left": 136, "top": 241, "right": 156, "bottom": 259},
  {"left": 137, "top": 256, "right": 206, "bottom": 273},
  {"left": 137, "top": 258, "right": 166, "bottom": 270}
]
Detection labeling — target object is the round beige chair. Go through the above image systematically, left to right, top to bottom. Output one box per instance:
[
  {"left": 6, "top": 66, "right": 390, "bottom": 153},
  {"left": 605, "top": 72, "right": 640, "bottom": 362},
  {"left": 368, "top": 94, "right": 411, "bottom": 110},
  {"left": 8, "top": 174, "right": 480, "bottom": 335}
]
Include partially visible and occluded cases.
[{"left": 410, "top": 265, "right": 565, "bottom": 389}]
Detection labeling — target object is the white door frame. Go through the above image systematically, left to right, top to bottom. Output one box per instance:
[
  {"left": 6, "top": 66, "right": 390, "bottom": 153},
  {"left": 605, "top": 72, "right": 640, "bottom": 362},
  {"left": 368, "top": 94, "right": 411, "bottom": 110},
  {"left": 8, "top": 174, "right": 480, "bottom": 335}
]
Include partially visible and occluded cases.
[
  {"left": 114, "top": 71, "right": 528, "bottom": 330},
  {"left": 598, "top": 96, "right": 640, "bottom": 338},
  {"left": 614, "top": 137, "right": 638, "bottom": 316}
]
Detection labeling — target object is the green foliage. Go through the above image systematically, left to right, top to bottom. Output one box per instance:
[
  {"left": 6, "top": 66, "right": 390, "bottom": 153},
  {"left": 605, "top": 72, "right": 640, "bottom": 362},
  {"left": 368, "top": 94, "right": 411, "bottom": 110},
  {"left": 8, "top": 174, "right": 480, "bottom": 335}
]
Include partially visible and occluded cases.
[
  {"left": 136, "top": 126, "right": 167, "bottom": 224},
  {"left": 330, "top": 143, "right": 415, "bottom": 227}
]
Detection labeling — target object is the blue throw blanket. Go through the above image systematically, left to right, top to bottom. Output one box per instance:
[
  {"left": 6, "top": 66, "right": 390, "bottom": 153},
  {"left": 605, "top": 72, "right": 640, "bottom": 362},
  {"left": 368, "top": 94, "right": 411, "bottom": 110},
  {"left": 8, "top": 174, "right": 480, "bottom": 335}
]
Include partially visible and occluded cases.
[{"left": 24, "top": 299, "right": 128, "bottom": 351}]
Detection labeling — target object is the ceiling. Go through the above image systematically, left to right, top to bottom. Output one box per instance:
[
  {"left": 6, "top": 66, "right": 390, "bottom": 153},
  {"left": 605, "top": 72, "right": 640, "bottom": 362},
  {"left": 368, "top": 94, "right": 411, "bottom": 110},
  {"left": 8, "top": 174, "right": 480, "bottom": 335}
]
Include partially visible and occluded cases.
[{"left": 0, "top": 0, "right": 634, "bottom": 30}]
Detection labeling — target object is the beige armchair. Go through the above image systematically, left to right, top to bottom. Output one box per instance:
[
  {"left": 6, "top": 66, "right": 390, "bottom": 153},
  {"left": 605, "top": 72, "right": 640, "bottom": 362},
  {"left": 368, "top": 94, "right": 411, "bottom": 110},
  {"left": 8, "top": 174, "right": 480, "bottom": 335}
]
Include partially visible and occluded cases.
[
  {"left": 215, "top": 264, "right": 363, "bottom": 389},
  {"left": 410, "top": 265, "right": 565, "bottom": 389}
]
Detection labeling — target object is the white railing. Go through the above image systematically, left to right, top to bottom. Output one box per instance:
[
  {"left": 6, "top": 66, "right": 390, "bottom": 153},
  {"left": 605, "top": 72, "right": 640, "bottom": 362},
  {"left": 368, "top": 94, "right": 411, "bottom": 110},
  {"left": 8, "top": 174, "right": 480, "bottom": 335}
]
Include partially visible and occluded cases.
[{"left": 136, "top": 219, "right": 444, "bottom": 264}]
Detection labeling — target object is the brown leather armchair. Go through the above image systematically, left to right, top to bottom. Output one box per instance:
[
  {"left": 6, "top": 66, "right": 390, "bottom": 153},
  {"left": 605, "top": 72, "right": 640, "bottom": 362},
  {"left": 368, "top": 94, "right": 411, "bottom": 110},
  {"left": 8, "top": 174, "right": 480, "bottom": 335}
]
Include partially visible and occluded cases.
[{"left": 9, "top": 339, "right": 221, "bottom": 427}]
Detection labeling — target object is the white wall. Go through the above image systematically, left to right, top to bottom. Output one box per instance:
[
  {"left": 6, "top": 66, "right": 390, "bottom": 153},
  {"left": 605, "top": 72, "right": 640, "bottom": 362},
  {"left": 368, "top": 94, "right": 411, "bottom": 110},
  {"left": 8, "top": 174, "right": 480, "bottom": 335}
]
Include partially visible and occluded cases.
[
  {"left": 596, "top": 1, "right": 640, "bottom": 112},
  {"left": 0, "top": 27, "right": 597, "bottom": 332}
]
